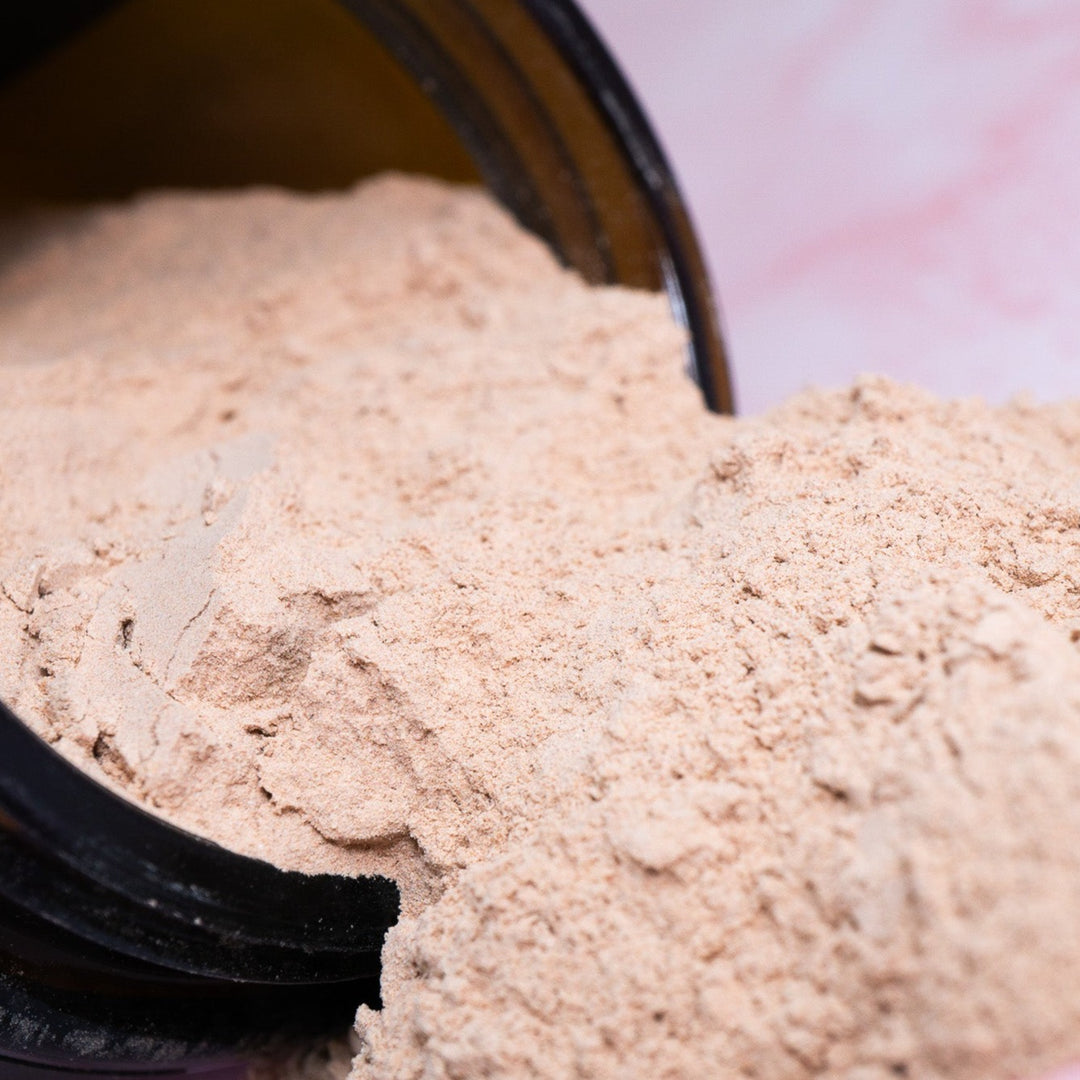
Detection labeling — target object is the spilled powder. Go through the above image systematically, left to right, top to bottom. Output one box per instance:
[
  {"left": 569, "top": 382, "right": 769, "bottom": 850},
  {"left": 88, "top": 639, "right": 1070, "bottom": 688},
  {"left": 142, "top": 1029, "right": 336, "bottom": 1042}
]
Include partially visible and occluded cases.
[{"left": 4, "top": 177, "right": 1080, "bottom": 1079}]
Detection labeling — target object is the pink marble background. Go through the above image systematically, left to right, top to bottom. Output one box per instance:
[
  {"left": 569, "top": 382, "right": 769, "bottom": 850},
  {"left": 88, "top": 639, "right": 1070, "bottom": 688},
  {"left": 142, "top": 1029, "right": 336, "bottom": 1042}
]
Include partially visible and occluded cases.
[{"left": 579, "top": 0, "right": 1080, "bottom": 415}]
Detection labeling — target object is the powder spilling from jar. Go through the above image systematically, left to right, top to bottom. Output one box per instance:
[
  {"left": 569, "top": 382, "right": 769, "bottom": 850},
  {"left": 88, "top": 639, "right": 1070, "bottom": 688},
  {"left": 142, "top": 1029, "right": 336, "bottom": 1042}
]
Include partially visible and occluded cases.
[{"left": 3, "top": 176, "right": 1080, "bottom": 1080}]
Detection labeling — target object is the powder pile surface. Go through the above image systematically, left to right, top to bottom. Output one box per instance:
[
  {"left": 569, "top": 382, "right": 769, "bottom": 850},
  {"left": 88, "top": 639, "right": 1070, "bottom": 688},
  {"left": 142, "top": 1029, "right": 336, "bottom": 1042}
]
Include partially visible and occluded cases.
[{"left": 3, "top": 177, "right": 1080, "bottom": 1079}]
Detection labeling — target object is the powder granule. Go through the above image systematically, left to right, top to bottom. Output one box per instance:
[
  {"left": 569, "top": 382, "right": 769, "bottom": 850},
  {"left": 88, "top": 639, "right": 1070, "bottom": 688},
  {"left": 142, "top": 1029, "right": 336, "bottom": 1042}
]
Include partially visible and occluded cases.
[{"left": 3, "top": 179, "right": 1080, "bottom": 1079}]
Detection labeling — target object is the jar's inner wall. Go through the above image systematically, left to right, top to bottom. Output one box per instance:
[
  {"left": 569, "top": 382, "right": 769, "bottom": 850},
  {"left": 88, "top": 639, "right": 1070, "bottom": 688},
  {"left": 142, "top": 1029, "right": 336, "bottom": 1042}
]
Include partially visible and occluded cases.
[{"left": 0, "top": 0, "right": 479, "bottom": 205}]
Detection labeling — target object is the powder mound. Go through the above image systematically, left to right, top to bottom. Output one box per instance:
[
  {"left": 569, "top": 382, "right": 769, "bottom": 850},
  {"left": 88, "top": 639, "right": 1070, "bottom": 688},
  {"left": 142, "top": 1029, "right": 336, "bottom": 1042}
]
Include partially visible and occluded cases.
[
  {"left": 0, "top": 174, "right": 706, "bottom": 906},
  {"left": 4, "top": 179, "right": 1080, "bottom": 1079},
  {"left": 352, "top": 376, "right": 1080, "bottom": 1080},
  {"left": 360, "top": 580, "right": 1080, "bottom": 1080}
]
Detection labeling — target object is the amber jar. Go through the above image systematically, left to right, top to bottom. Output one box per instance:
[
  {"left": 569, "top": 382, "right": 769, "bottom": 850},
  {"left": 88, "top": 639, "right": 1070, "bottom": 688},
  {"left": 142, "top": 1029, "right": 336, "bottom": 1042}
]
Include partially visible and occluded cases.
[{"left": 0, "top": 2, "right": 731, "bottom": 1075}]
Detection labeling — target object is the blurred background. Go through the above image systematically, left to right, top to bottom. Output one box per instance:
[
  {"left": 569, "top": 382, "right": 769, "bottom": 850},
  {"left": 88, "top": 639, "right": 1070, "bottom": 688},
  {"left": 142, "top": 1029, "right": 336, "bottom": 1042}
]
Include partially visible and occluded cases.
[{"left": 579, "top": 0, "right": 1080, "bottom": 414}]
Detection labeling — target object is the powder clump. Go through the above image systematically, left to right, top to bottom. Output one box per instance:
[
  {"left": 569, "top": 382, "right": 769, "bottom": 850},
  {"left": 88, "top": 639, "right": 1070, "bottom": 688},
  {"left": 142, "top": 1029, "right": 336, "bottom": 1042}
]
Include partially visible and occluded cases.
[{"left": 3, "top": 177, "right": 1080, "bottom": 1079}]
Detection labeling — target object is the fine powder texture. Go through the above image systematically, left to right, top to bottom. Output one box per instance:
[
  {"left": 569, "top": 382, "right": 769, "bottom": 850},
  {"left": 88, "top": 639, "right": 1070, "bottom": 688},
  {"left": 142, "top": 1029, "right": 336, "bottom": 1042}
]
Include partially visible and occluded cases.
[{"left": 4, "top": 177, "right": 1080, "bottom": 1079}]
